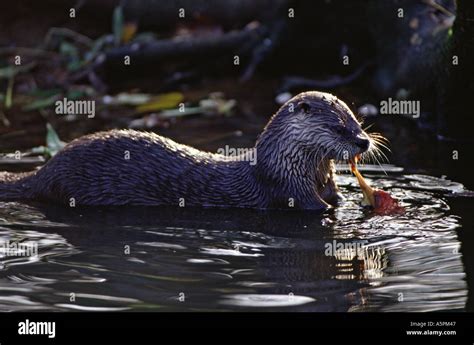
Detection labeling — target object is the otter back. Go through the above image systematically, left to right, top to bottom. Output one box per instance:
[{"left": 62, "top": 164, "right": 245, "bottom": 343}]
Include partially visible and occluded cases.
[{"left": 0, "top": 130, "right": 260, "bottom": 207}]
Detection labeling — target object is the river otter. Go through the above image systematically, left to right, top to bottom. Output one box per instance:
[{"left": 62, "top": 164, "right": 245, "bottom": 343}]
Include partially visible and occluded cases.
[{"left": 0, "top": 91, "right": 378, "bottom": 210}]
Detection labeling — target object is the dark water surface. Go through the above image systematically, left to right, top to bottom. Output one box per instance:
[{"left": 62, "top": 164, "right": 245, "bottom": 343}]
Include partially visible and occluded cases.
[{"left": 0, "top": 168, "right": 471, "bottom": 312}]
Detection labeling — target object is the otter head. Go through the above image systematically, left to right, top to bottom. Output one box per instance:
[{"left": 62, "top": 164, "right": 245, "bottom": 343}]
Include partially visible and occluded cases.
[{"left": 256, "top": 91, "right": 376, "bottom": 183}]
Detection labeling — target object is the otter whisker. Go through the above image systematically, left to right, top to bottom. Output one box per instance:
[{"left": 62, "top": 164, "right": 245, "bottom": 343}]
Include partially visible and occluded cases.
[
  {"left": 363, "top": 123, "right": 376, "bottom": 132},
  {"left": 369, "top": 132, "right": 387, "bottom": 138},
  {"left": 369, "top": 133, "right": 390, "bottom": 146},
  {"left": 369, "top": 133, "right": 389, "bottom": 143},
  {"left": 357, "top": 136, "right": 389, "bottom": 175},
  {"left": 371, "top": 139, "right": 392, "bottom": 153},
  {"left": 370, "top": 140, "right": 390, "bottom": 163},
  {"left": 372, "top": 144, "right": 391, "bottom": 173},
  {"left": 316, "top": 145, "right": 334, "bottom": 179},
  {"left": 368, "top": 148, "right": 388, "bottom": 175},
  {"left": 377, "top": 153, "right": 390, "bottom": 169}
]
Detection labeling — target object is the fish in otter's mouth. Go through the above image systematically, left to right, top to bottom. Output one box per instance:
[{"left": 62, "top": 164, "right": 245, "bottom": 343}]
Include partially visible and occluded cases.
[{"left": 349, "top": 155, "right": 403, "bottom": 214}]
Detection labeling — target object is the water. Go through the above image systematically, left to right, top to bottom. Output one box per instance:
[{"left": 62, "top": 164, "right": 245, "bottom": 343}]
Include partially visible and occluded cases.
[{"left": 0, "top": 168, "right": 470, "bottom": 312}]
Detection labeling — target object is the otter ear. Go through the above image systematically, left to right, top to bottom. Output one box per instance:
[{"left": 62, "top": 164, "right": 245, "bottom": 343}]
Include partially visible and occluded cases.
[{"left": 298, "top": 102, "right": 311, "bottom": 114}]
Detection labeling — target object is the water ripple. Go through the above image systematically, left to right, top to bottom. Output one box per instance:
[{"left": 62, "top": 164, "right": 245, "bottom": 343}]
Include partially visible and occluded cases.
[{"left": 0, "top": 170, "right": 470, "bottom": 312}]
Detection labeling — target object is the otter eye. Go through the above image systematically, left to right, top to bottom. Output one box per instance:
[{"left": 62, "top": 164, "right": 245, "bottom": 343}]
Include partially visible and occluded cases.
[
  {"left": 299, "top": 102, "right": 311, "bottom": 114},
  {"left": 334, "top": 126, "right": 345, "bottom": 135}
]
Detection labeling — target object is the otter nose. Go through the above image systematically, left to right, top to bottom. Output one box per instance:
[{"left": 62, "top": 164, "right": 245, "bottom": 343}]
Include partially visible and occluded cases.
[{"left": 355, "top": 136, "right": 370, "bottom": 151}]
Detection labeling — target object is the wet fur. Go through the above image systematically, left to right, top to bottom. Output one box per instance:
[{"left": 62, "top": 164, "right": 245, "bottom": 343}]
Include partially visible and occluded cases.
[{"left": 0, "top": 91, "right": 373, "bottom": 210}]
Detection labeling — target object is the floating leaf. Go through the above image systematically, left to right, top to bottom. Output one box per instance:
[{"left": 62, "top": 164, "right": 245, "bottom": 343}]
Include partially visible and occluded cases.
[
  {"left": 136, "top": 92, "right": 184, "bottom": 113},
  {"left": 103, "top": 93, "right": 152, "bottom": 106},
  {"left": 159, "top": 107, "right": 202, "bottom": 118},
  {"left": 30, "top": 146, "right": 49, "bottom": 155},
  {"left": 0, "top": 154, "right": 44, "bottom": 164}
]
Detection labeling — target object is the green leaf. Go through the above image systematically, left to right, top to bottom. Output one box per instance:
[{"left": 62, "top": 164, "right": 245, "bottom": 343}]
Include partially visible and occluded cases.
[
  {"left": 113, "top": 6, "right": 124, "bottom": 46},
  {"left": 133, "top": 32, "right": 158, "bottom": 43},
  {"left": 84, "top": 34, "right": 112, "bottom": 63},
  {"left": 59, "top": 41, "right": 82, "bottom": 71},
  {"left": 59, "top": 41, "right": 79, "bottom": 56},
  {"left": 0, "top": 62, "right": 36, "bottom": 79},
  {"left": 5, "top": 76, "right": 14, "bottom": 109},
  {"left": 27, "top": 88, "right": 62, "bottom": 98},
  {"left": 67, "top": 89, "right": 87, "bottom": 100},
  {"left": 22, "top": 94, "right": 61, "bottom": 111},
  {"left": 45, "top": 123, "right": 66, "bottom": 156}
]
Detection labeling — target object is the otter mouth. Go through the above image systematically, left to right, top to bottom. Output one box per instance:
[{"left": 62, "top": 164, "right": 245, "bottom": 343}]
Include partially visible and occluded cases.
[
  {"left": 348, "top": 154, "right": 360, "bottom": 167},
  {"left": 349, "top": 154, "right": 403, "bottom": 214}
]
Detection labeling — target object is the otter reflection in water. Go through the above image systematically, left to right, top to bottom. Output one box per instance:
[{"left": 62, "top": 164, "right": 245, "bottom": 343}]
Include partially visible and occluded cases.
[
  {"left": 0, "top": 92, "right": 386, "bottom": 210},
  {"left": 19, "top": 204, "right": 388, "bottom": 311}
]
